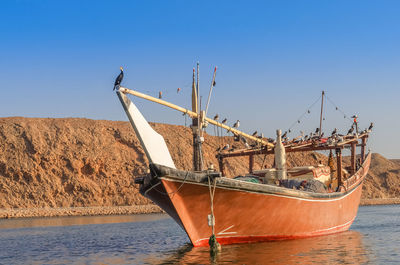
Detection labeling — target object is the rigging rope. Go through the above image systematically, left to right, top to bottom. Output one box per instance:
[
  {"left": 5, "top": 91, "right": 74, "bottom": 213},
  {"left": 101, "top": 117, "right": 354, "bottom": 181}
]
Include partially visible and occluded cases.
[
  {"left": 285, "top": 92, "right": 355, "bottom": 136},
  {"left": 286, "top": 94, "right": 322, "bottom": 134},
  {"left": 325, "top": 95, "right": 353, "bottom": 123},
  {"left": 149, "top": 171, "right": 190, "bottom": 198}
]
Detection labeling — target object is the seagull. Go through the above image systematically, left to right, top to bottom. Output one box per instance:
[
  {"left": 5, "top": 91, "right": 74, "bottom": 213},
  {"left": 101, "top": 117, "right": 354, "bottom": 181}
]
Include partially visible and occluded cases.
[
  {"left": 113, "top": 66, "right": 124, "bottom": 90},
  {"left": 213, "top": 114, "right": 219, "bottom": 121},
  {"left": 222, "top": 118, "right": 227, "bottom": 124},
  {"left": 233, "top": 120, "right": 240, "bottom": 129},
  {"left": 368, "top": 122, "right": 374, "bottom": 131},
  {"left": 315, "top": 128, "right": 319, "bottom": 134},
  {"left": 331, "top": 128, "right": 337, "bottom": 135},
  {"left": 252, "top": 131, "right": 258, "bottom": 137},
  {"left": 282, "top": 131, "right": 287, "bottom": 138},
  {"left": 320, "top": 132, "right": 324, "bottom": 138},
  {"left": 241, "top": 137, "right": 250, "bottom": 148},
  {"left": 221, "top": 144, "right": 230, "bottom": 151},
  {"left": 229, "top": 145, "right": 237, "bottom": 152}
]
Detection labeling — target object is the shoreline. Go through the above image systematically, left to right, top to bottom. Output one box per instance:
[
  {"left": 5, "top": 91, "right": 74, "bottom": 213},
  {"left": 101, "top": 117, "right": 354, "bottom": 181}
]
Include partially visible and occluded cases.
[
  {"left": 360, "top": 198, "right": 400, "bottom": 206},
  {"left": 0, "top": 199, "right": 399, "bottom": 219},
  {"left": 0, "top": 205, "right": 163, "bottom": 219}
]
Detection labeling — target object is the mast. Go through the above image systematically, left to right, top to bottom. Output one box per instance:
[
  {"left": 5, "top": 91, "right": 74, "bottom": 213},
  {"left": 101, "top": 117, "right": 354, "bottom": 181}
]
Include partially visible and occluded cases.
[
  {"left": 196, "top": 62, "right": 200, "bottom": 111},
  {"left": 192, "top": 67, "right": 203, "bottom": 171},
  {"left": 319, "top": 90, "right": 325, "bottom": 137}
]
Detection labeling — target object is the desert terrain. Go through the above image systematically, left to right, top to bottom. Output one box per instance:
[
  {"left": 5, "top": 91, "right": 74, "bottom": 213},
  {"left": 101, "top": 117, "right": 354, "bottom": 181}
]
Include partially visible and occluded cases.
[{"left": 0, "top": 117, "right": 399, "bottom": 218}]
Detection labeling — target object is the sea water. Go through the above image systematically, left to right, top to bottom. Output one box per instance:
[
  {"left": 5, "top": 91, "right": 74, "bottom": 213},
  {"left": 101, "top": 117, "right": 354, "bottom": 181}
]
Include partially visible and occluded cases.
[{"left": 0, "top": 205, "right": 399, "bottom": 264}]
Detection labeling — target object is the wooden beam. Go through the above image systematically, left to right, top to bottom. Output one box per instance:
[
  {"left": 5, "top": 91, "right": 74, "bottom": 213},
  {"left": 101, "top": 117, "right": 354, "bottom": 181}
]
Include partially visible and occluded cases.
[
  {"left": 120, "top": 87, "right": 273, "bottom": 148},
  {"left": 361, "top": 136, "right": 367, "bottom": 162},
  {"left": 350, "top": 142, "right": 356, "bottom": 174},
  {"left": 219, "top": 144, "right": 345, "bottom": 159},
  {"left": 336, "top": 148, "right": 342, "bottom": 188},
  {"left": 249, "top": 154, "right": 254, "bottom": 173},
  {"left": 217, "top": 155, "right": 225, "bottom": 176}
]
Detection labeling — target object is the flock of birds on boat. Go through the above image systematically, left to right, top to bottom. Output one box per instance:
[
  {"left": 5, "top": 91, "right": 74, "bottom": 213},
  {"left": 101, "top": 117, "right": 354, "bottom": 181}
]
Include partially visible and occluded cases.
[
  {"left": 113, "top": 67, "right": 373, "bottom": 154},
  {"left": 213, "top": 112, "right": 374, "bottom": 153}
]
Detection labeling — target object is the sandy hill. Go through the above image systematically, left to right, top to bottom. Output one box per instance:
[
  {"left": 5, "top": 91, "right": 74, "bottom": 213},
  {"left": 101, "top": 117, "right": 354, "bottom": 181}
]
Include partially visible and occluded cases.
[{"left": 0, "top": 117, "right": 398, "bottom": 208}]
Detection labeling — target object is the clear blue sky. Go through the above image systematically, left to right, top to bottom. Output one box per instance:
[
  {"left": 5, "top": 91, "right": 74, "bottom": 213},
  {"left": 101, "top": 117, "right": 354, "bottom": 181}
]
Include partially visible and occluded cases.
[{"left": 1, "top": 0, "right": 399, "bottom": 158}]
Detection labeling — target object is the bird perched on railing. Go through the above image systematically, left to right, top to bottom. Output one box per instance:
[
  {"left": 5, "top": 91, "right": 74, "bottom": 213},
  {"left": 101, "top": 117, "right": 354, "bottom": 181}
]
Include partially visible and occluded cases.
[
  {"left": 113, "top": 66, "right": 124, "bottom": 90},
  {"left": 213, "top": 114, "right": 219, "bottom": 121},
  {"left": 222, "top": 118, "right": 227, "bottom": 124},
  {"left": 233, "top": 120, "right": 240, "bottom": 129},
  {"left": 347, "top": 125, "right": 354, "bottom": 135},
  {"left": 331, "top": 128, "right": 337, "bottom": 135},
  {"left": 252, "top": 131, "right": 258, "bottom": 137},
  {"left": 282, "top": 131, "right": 287, "bottom": 139},
  {"left": 240, "top": 136, "right": 250, "bottom": 148},
  {"left": 221, "top": 144, "right": 229, "bottom": 151},
  {"left": 229, "top": 145, "right": 237, "bottom": 152}
]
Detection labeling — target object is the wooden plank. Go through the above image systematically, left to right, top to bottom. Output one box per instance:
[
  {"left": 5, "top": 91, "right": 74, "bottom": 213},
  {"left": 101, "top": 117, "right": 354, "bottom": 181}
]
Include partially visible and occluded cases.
[{"left": 249, "top": 154, "right": 254, "bottom": 173}]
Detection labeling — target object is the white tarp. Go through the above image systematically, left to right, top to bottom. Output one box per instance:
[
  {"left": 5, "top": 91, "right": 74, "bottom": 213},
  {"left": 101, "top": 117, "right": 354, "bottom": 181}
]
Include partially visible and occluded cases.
[{"left": 117, "top": 91, "right": 176, "bottom": 169}]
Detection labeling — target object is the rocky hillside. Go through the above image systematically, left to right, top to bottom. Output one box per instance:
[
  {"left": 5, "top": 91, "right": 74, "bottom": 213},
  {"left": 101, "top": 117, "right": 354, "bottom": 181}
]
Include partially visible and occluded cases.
[{"left": 0, "top": 117, "right": 398, "bottom": 208}]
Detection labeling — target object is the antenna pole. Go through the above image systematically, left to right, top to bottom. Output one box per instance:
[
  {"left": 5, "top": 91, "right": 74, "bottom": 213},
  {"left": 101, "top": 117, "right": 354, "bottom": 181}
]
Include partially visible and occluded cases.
[
  {"left": 196, "top": 62, "right": 200, "bottom": 112},
  {"left": 205, "top": 66, "right": 217, "bottom": 117},
  {"left": 319, "top": 90, "right": 325, "bottom": 137}
]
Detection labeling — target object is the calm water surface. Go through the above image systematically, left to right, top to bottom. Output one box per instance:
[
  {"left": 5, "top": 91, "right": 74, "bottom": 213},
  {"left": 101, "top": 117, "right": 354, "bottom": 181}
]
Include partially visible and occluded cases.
[{"left": 0, "top": 205, "right": 399, "bottom": 264}]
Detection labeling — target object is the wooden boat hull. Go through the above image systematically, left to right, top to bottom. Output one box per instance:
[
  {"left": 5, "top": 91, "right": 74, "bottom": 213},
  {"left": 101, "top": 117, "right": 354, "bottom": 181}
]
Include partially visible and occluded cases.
[{"left": 141, "top": 153, "right": 371, "bottom": 247}]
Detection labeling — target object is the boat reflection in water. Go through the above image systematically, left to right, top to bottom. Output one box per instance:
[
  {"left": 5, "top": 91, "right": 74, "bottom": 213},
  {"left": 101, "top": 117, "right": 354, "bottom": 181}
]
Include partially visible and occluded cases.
[{"left": 157, "top": 230, "right": 371, "bottom": 264}]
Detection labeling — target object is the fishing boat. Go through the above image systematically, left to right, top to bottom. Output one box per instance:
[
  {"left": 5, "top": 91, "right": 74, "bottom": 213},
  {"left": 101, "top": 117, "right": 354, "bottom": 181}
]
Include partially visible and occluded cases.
[{"left": 114, "top": 67, "right": 372, "bottom": 247}]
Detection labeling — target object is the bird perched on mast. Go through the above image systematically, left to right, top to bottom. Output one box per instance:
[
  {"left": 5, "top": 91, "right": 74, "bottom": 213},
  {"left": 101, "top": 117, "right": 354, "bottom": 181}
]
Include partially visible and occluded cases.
[{"left": 113, "top": 66, "right": 124, "bottom": 90}]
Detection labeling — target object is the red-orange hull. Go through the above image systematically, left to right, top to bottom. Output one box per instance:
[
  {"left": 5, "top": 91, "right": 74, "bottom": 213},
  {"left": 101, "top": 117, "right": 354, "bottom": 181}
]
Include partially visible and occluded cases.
[{"left": 142, "top": 154, "right": 371, "bottom": 247}]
